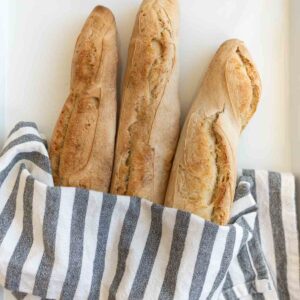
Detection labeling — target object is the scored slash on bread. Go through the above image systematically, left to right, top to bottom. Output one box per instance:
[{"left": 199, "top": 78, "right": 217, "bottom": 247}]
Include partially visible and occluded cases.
[
  {"left": 110, "top": 0, "right": 180, "bottom": 204},
  {"left": 49, "top": 4, "right": 261, "bottom": 226},
  {"left": 49, "top": 6, "right": 118, "bottom": 191},
  {"left": 164, "top": 39, "right": 261, "bottom": 225}
]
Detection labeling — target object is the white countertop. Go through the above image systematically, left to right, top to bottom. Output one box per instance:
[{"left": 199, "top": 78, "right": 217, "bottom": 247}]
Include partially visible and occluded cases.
[{"left": 0, "top": 0, "right": 292, "bottom": 172}]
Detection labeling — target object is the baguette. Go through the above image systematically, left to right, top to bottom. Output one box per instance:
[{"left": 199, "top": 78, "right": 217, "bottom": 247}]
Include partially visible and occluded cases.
[
  {"left": 110, "top": 0, "right": 180, "bottom": 204},
  {"left": 49, "top": 6, "right": 118, "bottom": 191},
  {"left": 164, "top": 39, "right": 261, "bottom": 224}
]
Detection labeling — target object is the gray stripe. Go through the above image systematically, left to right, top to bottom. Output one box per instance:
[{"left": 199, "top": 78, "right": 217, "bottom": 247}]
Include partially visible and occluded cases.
[
  {"left": 8, "top": 122, "right": 38, "bottom": 138},
  {"left": 1, "top": 134, "right": 47, "bottom": 157},
  {"left": 0, "top": 152, "right": 51, "bottom": 187},
  {"left": 0, "top": 165, "right": 24, "bottom": 246},
  {"left": 243, "top": 169, "right": 257, "bottom": 201},
  {"left": 250, "top": 170, "right": 262, "bottom": 246},
  {"left": 240, "top": 171, "right": 264, "bottom": 248},
  {"left": 268, "top": 172, "right": 290, "bottom": 299},
  {"left": 287, "top": 174, "right": 300, "bottom": 284},
  {"left": 5, "top": 176, "right": 35, "bottom": 290},
  {"left": 294, "top": 176, "right": 300, "bottom": 284},
  {"left": 234, "top": 181, "right": 251, "bottom": 201},
  {"left": 33, "top": 187, "right": 61, "bottom": 297},
  {"left": 60, "top": 189, "right": 89, "bottom": 300},
  {"left": 88, "top": 193, "right": 117, "bottom": 300},
  {"left": 108, "top": 196, "right": 141, "bottom": 300},
  {"left": 128, "top": 204, "right": 164, "bottom": 299},
  {"left": 229, "top": 205, "right": 257, "bottom": 224},
  {"left": 159, "top": 210, "right": 191, "bottom": 300},
  {"left": 253, "top": 215, "right": 261, "bottom": 244},
  {"left": 236, "top": 216, "right": 253, "bottom": 235},
  {"left": 248, "top": 217, "right": 269, "bottom": 280},
  {"left": 189, "top": 221, "right": 219, "bottom": 300},
  {"left": 232, "top": 222, "right": 252, "bottom": 296},
  {"left": 239, "top": 223, "right": 250, "bottom": 250},
  {"left": 207, "top": 226, "right": 236, "bottom": 299},
  {"left": 237, "top": 244, "right": 257, "bottom": 294},
  {"left": 222, "top": 274, "right": 239, "bottom": 300},
  {"left": 11, "top": 291, "right": 27, "bottom": 300},
  {"left": 252, "top": 293, "right": 266, "bottom": 300}
]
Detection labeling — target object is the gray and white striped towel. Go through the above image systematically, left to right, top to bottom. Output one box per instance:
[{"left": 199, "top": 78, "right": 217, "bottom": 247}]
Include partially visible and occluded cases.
[{"left": 0, "top": 122, "right": 298, "bottom": 300}]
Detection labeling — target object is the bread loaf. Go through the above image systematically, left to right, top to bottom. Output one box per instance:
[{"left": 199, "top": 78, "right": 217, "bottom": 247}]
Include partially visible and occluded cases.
[
  {"left": 110, "top": 0, "right": 180, "bottom": 204},
  {"left": 49, "top": 6, "right": 118, "bottom": 191},
  {"left": 164, "top": 39, "right": 261, "bottom": 224}
]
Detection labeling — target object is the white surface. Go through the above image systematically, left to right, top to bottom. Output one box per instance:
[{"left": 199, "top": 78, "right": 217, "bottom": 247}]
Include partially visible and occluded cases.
[
  {"left": 0, "top": 0, "right": 8, "bottom": 144},
  {"left": 1, "top": 0, "right": 291, "bottom": 172},
  {"left": 290, "top": 1, "right": 300, "bottom": 216}
]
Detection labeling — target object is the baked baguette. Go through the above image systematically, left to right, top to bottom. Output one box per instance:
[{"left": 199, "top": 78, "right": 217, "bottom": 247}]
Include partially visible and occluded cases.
[
  {"left": 110, "top": 0, "right": 180, "bottom": 204},
  {"left": 49, "top": 6, "right": 118, "bottom": 191},
  {"left": 164, "top": 39, "right": 261, "bottom": 224}
]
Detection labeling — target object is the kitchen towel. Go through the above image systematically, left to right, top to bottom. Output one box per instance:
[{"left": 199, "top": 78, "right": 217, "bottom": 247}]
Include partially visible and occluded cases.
[
  {"left": 0, "top": 122, "right": 295, "bottom": 299},
  {"left": 220, "top": 168, "right": 300, "bottom": 300}
]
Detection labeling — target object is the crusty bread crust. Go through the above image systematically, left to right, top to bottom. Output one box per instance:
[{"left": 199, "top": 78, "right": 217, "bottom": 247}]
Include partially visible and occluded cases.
[
  {"left": 110, "top": 0, "right": 180, "bottom": 204},
  {"left": 49, "top": 6, "right": 118, "bottom": 191},
  {"left": 164, "top": 39, "right": 261, "bottom": 224}
]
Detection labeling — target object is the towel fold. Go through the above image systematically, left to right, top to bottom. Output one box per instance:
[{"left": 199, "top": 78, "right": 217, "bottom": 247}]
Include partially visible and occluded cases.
[{"left": 0, "top": 122, "right": 298, "bottom": 299}]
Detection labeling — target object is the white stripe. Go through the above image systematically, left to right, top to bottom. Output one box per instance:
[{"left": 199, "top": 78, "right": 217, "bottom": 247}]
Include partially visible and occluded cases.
[
  {"left": 3, "top": 127, "right": 40, "bottom": 148},
  {"left": 2, "top": 139, "right": 52, "bottom": 186},
  {"left": 0, "top": 141, "right": 49, "bottom": 172},
  {"left": 0, "top": 146, "right": 29, "bottom": 173},
  {"left": 0, "top": 154, "right": 52, "bottom": 191},
  {"left": 2, "top": 157, "right": 52, "bottom": 188},
  {"left": 25, "top": 159, "right": 52, "bottom": 187},
  {"left": 0, "top": 163, "right": 21, "bottom": 215},
  {"left": 0, "top": 168, "right": 27, "bottom": 286},
  {"left": 255, "top": 170, "right": 277, "bottom": 288},
  {"left": 281, "top": 173, "right": 300, "bottom": 297},
  {"left": 19, "top": 180, "right": 47, "bottom": 292},
  {"left": 46, "top": 188, "right": 75, "bottom": 299},
  {"left": 73, "top": 191, "right": 103, "bottom": 300},
  {"left": 230, "top": 193, "right": 255, "bottom": 219},
  {"left": 99, "top": 195, "right": 131, "bottom": 299},
  {"left": 115, "top": 199, "right": 152, "bottom": 298},
  {"left": 143, "top": 207, "right": 177, "bottom": 299},
  {"left": 240, "top": 211, "right": 257, "bottom": 233},
  {"left": 226, "top": 214, "right": 264, "bottom": 297},
  {"left": 173, "top": 215, "right": 204, "bottom": 299},
  {"left": 211, "top": 225, "right": 244, "bottom": 299},
  {"left": 199, "top": 227, "right": 228, "bottom": 299},
  {"left": 246, "top": 242, "right": 259, "bottom": 278},
  {"left": 227, "top": 254, "right": 248, "bottom": 300},
  {"left": 226, "top": 255, "right": 249, "bottom": 296},
  {"left": 229, "top": 261, "right": 248, "bottom": 289},
  {"left": 255, "top": 278, "right": 274, "bottom": 293},
  {"left": 230, "top": 281, "right": 254, "bottom": 299},
  {"left": 233, "top": 282, "right": 277, "bottom": 300},
  {"left": 261, "top": 289, "right": 279, "bottom": 299},
  {"left": 218, "top": 293, "right": 226, "bottom": 300}
]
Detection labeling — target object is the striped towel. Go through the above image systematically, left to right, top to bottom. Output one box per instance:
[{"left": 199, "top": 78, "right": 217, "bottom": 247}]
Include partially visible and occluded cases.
[
  {"left": 0, "top": 122, "right": 297, "bottom": 300},
  {"left": 220, "top": 169, "right": 300, "bottom": 300},
  {"left": 240, "top": 169, "right": 300, "bottom": 300}
]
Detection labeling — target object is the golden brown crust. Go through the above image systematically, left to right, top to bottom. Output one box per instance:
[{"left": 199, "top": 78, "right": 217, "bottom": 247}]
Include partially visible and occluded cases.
[
  {"left": 110, "top": 0, "right": 180, "bottom": 204},
  {"left": 49, "top": 6, "right": 118, "bottom": 191},
  {"left": 165, "top": 39, "right": 261, "bottom": 225}
]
